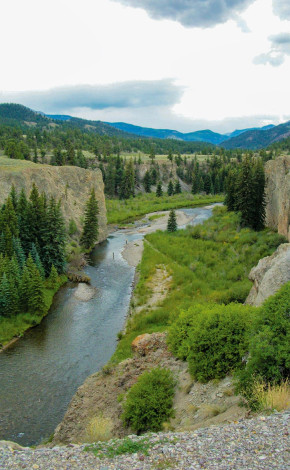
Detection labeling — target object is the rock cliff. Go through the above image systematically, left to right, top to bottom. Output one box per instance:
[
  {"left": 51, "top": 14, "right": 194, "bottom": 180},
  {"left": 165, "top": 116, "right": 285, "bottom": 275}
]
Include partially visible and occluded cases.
[
  {"left": 265, "top": 155, "right": 290, "bottom": 241},
  {"left": 0, "top": 157, "right": 107, "bottom": 242},
  {"left": 245, "top": 243, "right": 290, "bottom": 306}
]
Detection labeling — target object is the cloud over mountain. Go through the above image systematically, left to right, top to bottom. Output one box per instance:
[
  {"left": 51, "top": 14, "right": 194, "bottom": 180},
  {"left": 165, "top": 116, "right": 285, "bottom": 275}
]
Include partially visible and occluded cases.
[{"left": 0, "top": 80, "right": 183, "bottom": 113}]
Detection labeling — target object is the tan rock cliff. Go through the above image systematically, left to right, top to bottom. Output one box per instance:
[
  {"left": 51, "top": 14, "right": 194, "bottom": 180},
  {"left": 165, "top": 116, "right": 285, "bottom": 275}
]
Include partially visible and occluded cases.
[
  {"left": 265, "top": 155, "right": 290, "bottom": 241},
  {"left": 0, "top": 158, "right": 107, "bottom": 242}
]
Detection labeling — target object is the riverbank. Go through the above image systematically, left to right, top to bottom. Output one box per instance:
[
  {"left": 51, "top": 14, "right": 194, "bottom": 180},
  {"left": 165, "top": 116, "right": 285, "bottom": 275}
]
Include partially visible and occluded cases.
[
  {"left": 106, "top": 193, "right": 224, "bottom": 225},
  {"left": 0, "top": 275, "right": 67, "bottom": 351}
]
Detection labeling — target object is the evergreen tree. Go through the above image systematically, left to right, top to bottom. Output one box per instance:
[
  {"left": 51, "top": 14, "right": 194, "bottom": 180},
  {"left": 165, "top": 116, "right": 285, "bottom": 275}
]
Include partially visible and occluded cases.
[
  {"left": 237, "top": 156, "right": 256, "bottom": 228},
  {"left": 252, "top": 159, "right": 266, "bottom": 231},
  {"left": 120, "top": 160, "right": 135, "bottom": 199},
  {"left": 143, "top": 171, "right": 151, "bottom": 193},
  {"left": 191, "top": 173, "right": 200, "bottom": 194},
  {"left": 204, "top": 174, "right": 213, "bottom": 194},
  {"left": 167, "top": 180, "right": 174, "bottom": 196},
  {"left": 174, "top": 180, "right": 182, "bottom": 194},
  {"left": 156, "top": 181, "right": 163, "bottom": 197},
  {"left": 10, "top": 185, "right": 18, "bottom": 210},
  {"left": 80, "top": 189, "right": 99, "bottom": 250},
  {"left": 41, "top": 198, "right": 66, "bottom": 274},
  {"left": 167, "top": 209, "right": 177, "bottom": 232},
  {"left": 12, "top": 238, "right": 26, "bottom": 269},
  {"left": 30, "top": 243, "right": 45, "bottom": 279},
  {"left": 48, "top": 264, "right": 59, "bottom": 289},
  {"left": 19, "top": 265, "right": 30, "bottom": 312},
  {"left": 28, "top": 265, "right": 45, "bottom": 313}
]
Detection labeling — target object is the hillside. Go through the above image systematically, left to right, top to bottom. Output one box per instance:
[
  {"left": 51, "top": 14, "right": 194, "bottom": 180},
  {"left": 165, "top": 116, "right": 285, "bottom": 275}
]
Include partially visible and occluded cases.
[
  {"left": 107, "top": 121, "right": 276, "bottom": 145},
  {"left": 222, "top": 121, "right": 290, "bottom": 149},
  {"left": 0, "top": 156, "right": 107, "bottom": 242}
]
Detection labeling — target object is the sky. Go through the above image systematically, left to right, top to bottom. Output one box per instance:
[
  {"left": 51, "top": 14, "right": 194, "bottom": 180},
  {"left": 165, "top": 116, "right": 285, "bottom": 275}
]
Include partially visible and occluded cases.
[{"left": 0, "top": 0, "right": 290, "bottom": 133}]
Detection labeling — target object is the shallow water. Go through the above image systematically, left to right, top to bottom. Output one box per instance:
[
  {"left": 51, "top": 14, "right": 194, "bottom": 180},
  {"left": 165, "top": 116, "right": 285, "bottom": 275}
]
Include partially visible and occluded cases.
[{"left": 0, "top": 206, "right": 214, "bottom": 446}]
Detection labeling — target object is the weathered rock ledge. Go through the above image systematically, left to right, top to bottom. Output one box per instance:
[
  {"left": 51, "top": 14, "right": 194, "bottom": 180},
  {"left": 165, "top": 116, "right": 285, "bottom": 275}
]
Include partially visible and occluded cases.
[
  {"left": 265, "top": 155, "right": 290, "bottom": 241},
  {"left": 246, "top": 243, "right": 290, "bottom": 306}
]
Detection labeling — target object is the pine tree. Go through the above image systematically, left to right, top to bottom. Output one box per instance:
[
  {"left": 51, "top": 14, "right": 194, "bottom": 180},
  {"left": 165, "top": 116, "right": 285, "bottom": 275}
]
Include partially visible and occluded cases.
[
  {"left": 237, "top": 156, "right": 256, "bottom": 228},
  {"left": 252, "top": 159, "right": 266, "bottom": 231},
  {"left": 120, "top": 160, "right": 135, "bottom": 199},
  {"left": 143, "top": 171, "right": 151, "bottom": 193},
  {"left": 191, "top": 173, "right": 200, "bottom": 194},
  {"left": 204, "top": 174, "right": 213, "bottom": 194},
  {"left": 167, "top": 180, "right": 174, "bottom": 196},
  {"left": 174, "top": 180, "right": 182, "bottom": 194},
  {"left": 156, "top": 181, "right": 163, "bottom": 197},
  {"left": 10, "top": 185, "right": 18, "bottom": 210},
  {"left": 80, "top": 189, "right": 99, "bottom": 250},
  {"left": 2, "top": 196, "right": 19, "bottom": 239},
  {"left": 41, "top": 198, "right": 66, "bottom": 274},
  {"left": 167, "top": 209, "right": 177, "bottom": 232},
  {"left": 12, "top": 238, "right": 26, "bottom": 269},
  {"left": 30, "top": 243, "right": 45, "bottom": 279},
  {"left": 48, "top": 264, "right": 59, "bottom": 288},
  {"left": 19, "top": 265, "right": 30, "bottom": 312},
  {"left": 28, "top": 265, "right": 45, "bottom": 313},
  {"left": 0, "top": 273, "right": 12, "bottom": 316}
]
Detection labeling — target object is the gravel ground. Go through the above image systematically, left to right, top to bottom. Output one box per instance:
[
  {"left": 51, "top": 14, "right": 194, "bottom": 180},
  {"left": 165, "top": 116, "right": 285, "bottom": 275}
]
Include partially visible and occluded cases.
[{"left": 1, "top": 412, "right": 289, "bottom": 469}]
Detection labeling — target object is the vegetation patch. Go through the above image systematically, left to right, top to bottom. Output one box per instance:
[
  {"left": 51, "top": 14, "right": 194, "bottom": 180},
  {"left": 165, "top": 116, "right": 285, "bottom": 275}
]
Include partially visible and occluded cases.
[
  {"left": 106, "top": 193, "right": 223, "bottom": 224},
  {"left": 111, "top": 207, "right": 283, "bottom": 365},
  {"left": 122, "top": 368, "right": 175, "bottom": 434},
  {"left": 85, "top": 436, "right": 158, "bottom": 458}
]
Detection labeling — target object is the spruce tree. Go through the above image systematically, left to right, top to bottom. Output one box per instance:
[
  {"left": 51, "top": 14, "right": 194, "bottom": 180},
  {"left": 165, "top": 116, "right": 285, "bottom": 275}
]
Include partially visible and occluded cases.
[
  {"left": 237, "top": 156, "right": 256, "bottom": 228},
  {"left": 252, "top": 159, "right": 266, "bottom": 231},
  {"left": 143, "top": 171, "right": 151, "bottom": 193},
  {"left": 167, "top": 180, "right": 174, "bottom": 196},
  {"left": 174, "top": 180, "right": 182, "bottom": 194},
  {"left": 156, "top": 181, "right": 163, "bottom": 197},
  {"left": 80, "top": 189, "right": 99, "bottom": 250},
  {"left": 41, "top": 198, "right": 66, "bottom": 274},
  {"left": 167, "top": 209, "right": 177, "bottom": 232},
  {"left": 30, "top": 243, "right": 45, "bottom": 279},
  {"left": 48, "top": 264, "right": 59, "bottom": 289},
  {"left": 28, "top": 265, "right": 45, "bottom": 313}
]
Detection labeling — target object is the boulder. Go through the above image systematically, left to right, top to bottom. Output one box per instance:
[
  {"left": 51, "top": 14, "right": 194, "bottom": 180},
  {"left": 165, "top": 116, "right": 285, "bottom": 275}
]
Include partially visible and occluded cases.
[
  {"left": 245, "top": 243, "right": 290, "bottom": 306},
  {"left": 131, "top": 332, "right": 167, "bottom": 356}
]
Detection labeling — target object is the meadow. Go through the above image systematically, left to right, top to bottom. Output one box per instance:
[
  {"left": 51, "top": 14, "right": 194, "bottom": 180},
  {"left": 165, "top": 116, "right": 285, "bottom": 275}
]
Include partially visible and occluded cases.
[{"left": 106, "top": 193, "right": 224, "bottom": 224}]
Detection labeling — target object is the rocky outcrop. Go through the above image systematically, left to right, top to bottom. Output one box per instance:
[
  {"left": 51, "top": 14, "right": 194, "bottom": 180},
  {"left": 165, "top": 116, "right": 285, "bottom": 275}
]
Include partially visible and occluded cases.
[
  {"left": 265, "top": 155, "right": 290, "bottom": 241},
  {"left": 0, "top": 159, "right": 107, "bottom": 242},
  {"left": 245, "top": 243, "right": 290, "bottom": 306}
]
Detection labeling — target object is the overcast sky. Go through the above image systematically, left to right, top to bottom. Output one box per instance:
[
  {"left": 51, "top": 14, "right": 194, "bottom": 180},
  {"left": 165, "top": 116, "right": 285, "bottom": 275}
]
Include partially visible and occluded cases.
[{"left": 0, "top": 0, "right": 289, "bottom": 133}]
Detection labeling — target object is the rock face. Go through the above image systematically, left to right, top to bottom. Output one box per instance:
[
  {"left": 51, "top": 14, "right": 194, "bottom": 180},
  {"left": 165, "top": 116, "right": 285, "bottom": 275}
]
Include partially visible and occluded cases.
[
  {"left": 265, "top": 155, "right": 290, "bottom": 241},
  {"left": 0, "top": 160, "right": 107, "bottom": 242},
  {"left": 245, "top": 243, "right": 290, "bottom": 306}
]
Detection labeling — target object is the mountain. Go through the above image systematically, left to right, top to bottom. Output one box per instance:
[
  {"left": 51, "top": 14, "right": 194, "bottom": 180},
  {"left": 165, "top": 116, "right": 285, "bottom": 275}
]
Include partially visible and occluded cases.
[
  {"left": 0, "top": 103, "right": 133, "bottom": 138},
  {"left": 107, "top": 121, "right": 276, "bottom": 145},
  {"left": 222, "top": 121, "right": 290, "bottom": 149}
]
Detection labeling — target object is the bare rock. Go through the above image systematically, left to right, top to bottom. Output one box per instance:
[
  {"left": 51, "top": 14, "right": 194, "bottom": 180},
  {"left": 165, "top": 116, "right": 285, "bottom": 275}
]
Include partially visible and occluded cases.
[
  {"left": 265, "top": 155, "right": 290, "bottom": 241},
  {"left": 0, "top": 161, "right": 107, "bottom": 243},
  {"left": 245, "top": 243, "right": 290, "bottom": 306},
  {"left": 73, "top": 283, "right": 96, "bottom": 301},
  {"left": 131, "top": 332, "right": 167, "bottom": 356}
]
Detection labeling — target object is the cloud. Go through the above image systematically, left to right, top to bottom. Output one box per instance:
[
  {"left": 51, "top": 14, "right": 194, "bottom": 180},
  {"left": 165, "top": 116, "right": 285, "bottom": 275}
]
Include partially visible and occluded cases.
[
  {"left": 112, "top": 0, "right": 254, "bottom": 28},
  {"left": 272, "top": 0, "right": 290, "bottom": 20},
  {"left": 254, "top": 32, "right": 290, "bottom": 67},
  {"left": 0, "top": 80, "right": 183, "bottom": 113}
]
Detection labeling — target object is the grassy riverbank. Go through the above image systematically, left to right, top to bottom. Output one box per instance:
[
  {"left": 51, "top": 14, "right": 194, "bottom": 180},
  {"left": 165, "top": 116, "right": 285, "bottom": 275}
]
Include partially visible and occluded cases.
[
  {"left": 106, "top": 193, "right": 224, "bottom": 224},
  {"left": 111, "top": 207, "right": 284, "bottom": 364},
  {"left": 0, "top": 275, "right": 67, "bottom": 348}
]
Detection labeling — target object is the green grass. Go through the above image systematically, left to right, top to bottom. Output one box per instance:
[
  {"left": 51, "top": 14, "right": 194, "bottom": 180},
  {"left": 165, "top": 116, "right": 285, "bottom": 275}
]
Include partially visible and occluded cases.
[
  {"left": 0, "top": 155, "right": 45, "bottom": 172},
  {"left": 106, "top": 193, "right": 224, "bottom": 224},
  {"left": 110, "top": 207, "right": 284, "bottom": 364},
  {"left": 0, "top": 275, "right": 67, "bottom": 347},
  {"left": 84, "top": 436, "right": 170, "bottom": 459}
]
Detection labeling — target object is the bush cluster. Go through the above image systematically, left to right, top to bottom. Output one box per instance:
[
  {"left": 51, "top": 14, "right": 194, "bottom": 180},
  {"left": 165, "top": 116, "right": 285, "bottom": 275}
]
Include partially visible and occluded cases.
[
  {"left": 168, "top": 303, "right": 255, "bottom": 382},
  {"left": 122, "top": 368, "right": 175, "bottom": 434}
]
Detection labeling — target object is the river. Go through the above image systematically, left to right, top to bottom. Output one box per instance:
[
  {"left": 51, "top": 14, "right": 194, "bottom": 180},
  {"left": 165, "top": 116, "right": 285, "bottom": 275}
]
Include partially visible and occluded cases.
[{"left": 0, "top": 206, "right": 215, "bottom": 446}]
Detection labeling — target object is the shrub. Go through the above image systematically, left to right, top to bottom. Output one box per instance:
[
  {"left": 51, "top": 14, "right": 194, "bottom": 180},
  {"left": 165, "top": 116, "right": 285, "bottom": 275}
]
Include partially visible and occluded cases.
[
  {"left": 237, "top": 282, "right": 290, "bottom": 403},
  {"left": 168, "top": 303, "right": 255, "bottom": 382},
  {"left": 122, "top": 368, "right": 175, "bottom": 434},
  {"left": 251, "top": 379, "right": 290, "bottom": 412},
  {"left": 85, "top": 415, "right": 113, "bottom": 443}
]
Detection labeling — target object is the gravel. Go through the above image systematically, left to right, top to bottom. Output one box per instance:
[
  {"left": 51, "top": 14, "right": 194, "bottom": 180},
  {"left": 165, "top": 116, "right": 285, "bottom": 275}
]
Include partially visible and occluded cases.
[{"left": 1, "top": 412, "right": 289, "bottom": 469}]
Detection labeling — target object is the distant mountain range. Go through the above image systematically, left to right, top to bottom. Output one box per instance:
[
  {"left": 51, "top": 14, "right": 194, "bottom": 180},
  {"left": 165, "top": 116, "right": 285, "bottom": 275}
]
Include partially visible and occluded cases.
[
  {"left": 0, "top": 103, "right": 289, "bottom": 150},
  {"left": 106, "top": 122, "right": 276, "bottom": 146}
]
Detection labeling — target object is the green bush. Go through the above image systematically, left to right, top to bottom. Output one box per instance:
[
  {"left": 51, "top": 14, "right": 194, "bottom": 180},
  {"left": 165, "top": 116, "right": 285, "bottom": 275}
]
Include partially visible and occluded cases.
[
  {"left": 237, "top": 282, "right": 290, "bottom": 404},
  {"left": 168, "top": 303, "right": 256, "bottom": 382},
  {"left": 122, "top": 368, "right": 175, "bottom": 434}
]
